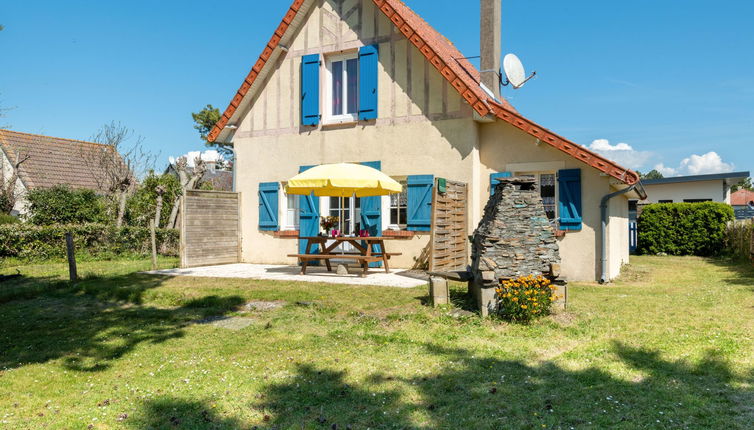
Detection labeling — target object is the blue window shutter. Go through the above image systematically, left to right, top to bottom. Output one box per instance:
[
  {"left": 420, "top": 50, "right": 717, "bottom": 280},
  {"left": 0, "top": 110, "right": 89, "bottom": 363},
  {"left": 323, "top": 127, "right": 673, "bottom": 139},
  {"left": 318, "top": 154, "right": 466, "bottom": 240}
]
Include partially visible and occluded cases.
[
  {"left": 358, "top": 45, "right": 379, "bottom": 121},
  {"left": 301, "top": 54, "right": 320, "bottom": 126},
  {"left": 360, "top": 161, "right": 382, "bottom": 267},
  {"left": 298, "top": 165, "right": 321, "bottom": 258},
  {"left": 558, "top": 168, "right": 582, "bottom": 230},
  {"left": 490, "top": 172, "right": 512, "bottom": 196},
  {"left": 407, "top": 175, "right": 434, "bottom": 231},
  {"left": 258, "top": 182, "right": 279, "bottom": 231}
]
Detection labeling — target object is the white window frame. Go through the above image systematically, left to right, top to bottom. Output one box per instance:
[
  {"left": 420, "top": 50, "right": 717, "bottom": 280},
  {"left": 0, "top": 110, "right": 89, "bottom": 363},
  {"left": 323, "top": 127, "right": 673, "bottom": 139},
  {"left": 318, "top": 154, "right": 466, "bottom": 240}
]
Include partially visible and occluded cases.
[
  {"left": 323, "top": 51, "right": 359, "bottom": 124},
  {"left": 387, "top": 177, "right": 408, "bottom": 230},
  {"left": 280, "top": 187, "right": 300, "bottom": 231},
  {"left": 321, "top": 196, "right": 361, "bottom": 235}
]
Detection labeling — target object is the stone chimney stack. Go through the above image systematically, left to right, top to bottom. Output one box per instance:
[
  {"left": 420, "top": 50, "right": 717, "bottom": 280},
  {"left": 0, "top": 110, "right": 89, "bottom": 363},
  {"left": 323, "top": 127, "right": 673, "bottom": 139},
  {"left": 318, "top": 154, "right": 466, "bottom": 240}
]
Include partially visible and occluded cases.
[{"left": 480, "top": 0, "right": 502, "bottom": 100}]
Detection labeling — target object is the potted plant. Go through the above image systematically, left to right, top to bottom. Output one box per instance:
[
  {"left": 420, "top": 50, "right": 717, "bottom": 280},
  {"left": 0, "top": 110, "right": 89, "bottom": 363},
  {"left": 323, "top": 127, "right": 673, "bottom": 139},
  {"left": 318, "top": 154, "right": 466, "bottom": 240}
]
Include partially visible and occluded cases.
[{"left": 320, "top": 216, "right": 340, "bottom": 237}]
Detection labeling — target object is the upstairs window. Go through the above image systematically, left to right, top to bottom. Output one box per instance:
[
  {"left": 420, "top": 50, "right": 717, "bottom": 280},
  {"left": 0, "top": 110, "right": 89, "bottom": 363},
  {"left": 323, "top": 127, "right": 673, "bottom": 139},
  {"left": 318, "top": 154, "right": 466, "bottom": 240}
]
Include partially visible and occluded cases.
[{"left": 325, "top": 53, "right": 359, "bottom": 123}]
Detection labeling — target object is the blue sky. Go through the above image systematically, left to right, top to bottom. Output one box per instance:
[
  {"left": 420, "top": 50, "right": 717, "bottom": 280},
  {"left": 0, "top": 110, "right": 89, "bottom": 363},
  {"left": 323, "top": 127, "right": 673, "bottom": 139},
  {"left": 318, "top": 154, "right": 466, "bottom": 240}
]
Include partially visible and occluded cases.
[{"left": 1, "top": 0, "right": 752, "bottom": 176}]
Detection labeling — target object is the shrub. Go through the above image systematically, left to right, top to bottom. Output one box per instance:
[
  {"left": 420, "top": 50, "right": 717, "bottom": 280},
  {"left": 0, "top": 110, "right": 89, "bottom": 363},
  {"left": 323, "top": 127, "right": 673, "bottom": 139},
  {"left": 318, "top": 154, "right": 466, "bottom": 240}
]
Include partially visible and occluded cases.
[
  {"left": 25, "top": 186, "right": 107, "bottom": 225},
  {"left": 637, "top": 202, "right": 734, "bottom": 256},
  {"left": 0, "top": 213, "right": 20, "bottom": 225},
  {"left": 725, "top": 220, "right": 753, "bottom": 261},
  {"left": 0, "top": 223, "right": 179, "bottom": 260},
  {"left": 494, "top": 275, "right": 558, "bottom": 322}
]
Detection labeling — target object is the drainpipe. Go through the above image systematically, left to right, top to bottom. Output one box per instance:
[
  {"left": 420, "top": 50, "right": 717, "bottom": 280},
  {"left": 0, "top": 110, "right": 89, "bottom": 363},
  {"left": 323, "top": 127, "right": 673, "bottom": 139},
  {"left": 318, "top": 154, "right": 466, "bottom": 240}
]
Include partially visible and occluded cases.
[{"left": 599, "top": 184, "right": 638, "bottom": 284}]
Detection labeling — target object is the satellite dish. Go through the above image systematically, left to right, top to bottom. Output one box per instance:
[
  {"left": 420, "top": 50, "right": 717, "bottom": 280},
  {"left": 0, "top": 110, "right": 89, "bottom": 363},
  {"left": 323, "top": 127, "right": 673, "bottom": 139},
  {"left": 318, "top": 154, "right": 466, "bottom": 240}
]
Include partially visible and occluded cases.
[
  {"left": 503, "top": 53, "right": 536, "bottom": 89},
  {"left": 748, "top": 200, "right": 754, "bottom": 211}
]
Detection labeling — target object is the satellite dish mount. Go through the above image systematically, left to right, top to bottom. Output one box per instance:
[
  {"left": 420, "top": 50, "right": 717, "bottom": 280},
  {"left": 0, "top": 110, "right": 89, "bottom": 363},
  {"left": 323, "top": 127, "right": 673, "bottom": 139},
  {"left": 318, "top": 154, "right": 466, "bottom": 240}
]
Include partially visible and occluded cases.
[{"left": 502, "top": 53, "right": 536, "bottom": 90}]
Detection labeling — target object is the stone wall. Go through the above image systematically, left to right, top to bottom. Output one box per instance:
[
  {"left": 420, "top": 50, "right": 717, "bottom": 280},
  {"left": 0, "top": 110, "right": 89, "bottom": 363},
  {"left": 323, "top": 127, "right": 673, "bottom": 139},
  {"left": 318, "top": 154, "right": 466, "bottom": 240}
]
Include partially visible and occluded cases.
[{"left": 471, "top": 178, "right": 561, "bottom": 282}]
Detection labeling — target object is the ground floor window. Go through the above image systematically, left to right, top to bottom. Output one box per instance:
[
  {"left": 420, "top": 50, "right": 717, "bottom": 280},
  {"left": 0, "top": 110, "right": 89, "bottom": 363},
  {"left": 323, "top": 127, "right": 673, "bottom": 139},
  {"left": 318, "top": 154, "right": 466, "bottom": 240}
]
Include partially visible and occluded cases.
[
  {"left": 518, "top": 172, "right": 557, "bottom": 221},
  {"left": 389, "top": 180, "right": 408, "bottom": 228},
  {"left": 285, "top": 194, "right": 299, "bottom": 230},
  {"left": 328, "top": 196, "right": 361, "bottom": 234},
  {"left": 683, "top": 199, "right": 712, "bottom": 203}
]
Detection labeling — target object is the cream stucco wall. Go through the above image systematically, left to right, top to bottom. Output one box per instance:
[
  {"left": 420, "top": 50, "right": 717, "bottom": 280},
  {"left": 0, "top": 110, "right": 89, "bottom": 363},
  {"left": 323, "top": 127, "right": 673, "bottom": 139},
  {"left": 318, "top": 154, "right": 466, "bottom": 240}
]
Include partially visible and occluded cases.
[
  {"left": 227, "top": 0, "right": 632, "bottom": 281},
  {"left": 477, "top": 122, "right": 630, "bottom": 281},
  {"left": 641, "top": 180, "right": 728, "bottom": 204}
]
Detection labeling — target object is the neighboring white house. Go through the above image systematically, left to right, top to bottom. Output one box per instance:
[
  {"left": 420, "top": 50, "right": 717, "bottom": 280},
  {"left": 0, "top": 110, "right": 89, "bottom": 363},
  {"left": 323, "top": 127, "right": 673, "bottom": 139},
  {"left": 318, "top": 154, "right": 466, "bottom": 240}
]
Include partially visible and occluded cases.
[{"left": 639, "top": 171, "right": 749, "bottom": 205}]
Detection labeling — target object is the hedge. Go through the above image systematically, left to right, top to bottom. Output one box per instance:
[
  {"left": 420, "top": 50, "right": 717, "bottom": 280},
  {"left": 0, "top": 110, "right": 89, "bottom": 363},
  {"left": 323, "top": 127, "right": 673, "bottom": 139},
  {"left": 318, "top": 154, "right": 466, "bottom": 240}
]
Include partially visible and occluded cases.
[
  {"left": 637, "top": 202, "right": 734, "bottom": 256},
  {"left": 0, "top": 223, "right": 179, "bottom": 260}
]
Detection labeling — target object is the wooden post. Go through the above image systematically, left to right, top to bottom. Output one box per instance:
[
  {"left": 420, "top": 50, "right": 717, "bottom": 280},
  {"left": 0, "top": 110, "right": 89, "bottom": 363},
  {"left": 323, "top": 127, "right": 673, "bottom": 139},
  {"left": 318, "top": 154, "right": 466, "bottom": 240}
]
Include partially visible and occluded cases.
[
  {"left": 150, "top": 219, "right": 158, "bottom": 270},
  {"left": 65, "top": 232, "right": 77, "bottom": 282}
]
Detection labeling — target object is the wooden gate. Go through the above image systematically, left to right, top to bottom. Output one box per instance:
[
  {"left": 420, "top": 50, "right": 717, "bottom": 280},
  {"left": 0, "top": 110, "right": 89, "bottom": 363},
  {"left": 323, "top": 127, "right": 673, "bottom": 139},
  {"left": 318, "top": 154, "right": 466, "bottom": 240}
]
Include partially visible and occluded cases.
[
  {"left": 429, "top": 179, "right": 469, "bottom": 272},
  {"left": 180, "top": 190, "right": 241, "bottom": 268}
]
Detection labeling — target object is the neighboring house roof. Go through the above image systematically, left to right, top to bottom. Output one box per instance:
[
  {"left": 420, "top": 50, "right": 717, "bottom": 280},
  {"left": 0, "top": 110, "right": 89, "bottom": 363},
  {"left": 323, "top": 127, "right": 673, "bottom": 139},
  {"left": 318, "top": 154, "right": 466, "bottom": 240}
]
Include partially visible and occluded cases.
[
  {"left": 207, "top": 0, "right": 640, "bottom": 185},
  {"left": 0, "top": 129, "right": 122, "bottom": 192},
  {"left": 203, "top": 169, "right": 233, "bottom": 191},
  {"left": 642, "top": 171, "right": 750, "bottom": 186},
  {"left": 731, "top": 189, "right": 754, "bottom": 206}
]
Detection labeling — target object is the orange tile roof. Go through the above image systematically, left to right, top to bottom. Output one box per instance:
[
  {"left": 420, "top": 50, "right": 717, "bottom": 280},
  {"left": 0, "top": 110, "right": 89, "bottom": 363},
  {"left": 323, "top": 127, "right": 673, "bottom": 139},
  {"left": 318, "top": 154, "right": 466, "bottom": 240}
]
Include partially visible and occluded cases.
[
  {"left": 208, "top": 0, "right": 640, "bottom": 185},
  {"left": 0, "top": 129, "right": 124, "bottom": 192},
  {"left": 731, "top": 189, "right": 754, "bottom": 206}
]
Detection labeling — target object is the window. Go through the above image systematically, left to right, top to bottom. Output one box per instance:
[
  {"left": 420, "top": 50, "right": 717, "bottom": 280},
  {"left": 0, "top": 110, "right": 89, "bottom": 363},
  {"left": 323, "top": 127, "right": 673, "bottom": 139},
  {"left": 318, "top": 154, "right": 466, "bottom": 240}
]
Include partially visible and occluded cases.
[
  {"left": 325, "top": 53, "right": 359, "bottom": 123},
  {"left": 517, "top": 172, "right": 557, "bottom": 221},
  {"left": 539, "top": 173, "right": 556, "bottom": 220},
  {"left": 389, "top": 180, "right": 408, "bottom": 228},
  {"left": 285, "top": 194, "right": 300, "bottom": 230},
  {"left": 328, "top": 196, "right": 361, "bottom": 234},
  {"left": 683, "top": 199, "right": 712, "bottom": 203},
  {"left": 658, "top": 200, "right": 673, "bottom": 204}
]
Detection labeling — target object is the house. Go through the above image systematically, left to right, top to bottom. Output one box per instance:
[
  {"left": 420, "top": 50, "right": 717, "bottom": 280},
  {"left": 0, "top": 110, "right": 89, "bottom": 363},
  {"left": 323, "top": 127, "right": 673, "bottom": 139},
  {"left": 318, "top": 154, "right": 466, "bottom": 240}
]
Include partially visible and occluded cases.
[
  {"left": 204, "top": 0, "right": 647, "bottom": 282},
  {"left": 0, "top": 129, "right": 123, "bottom": 216},
  {"left": 638, "top": 171, "right": 750, "bottom": 205},
  {"left": 731, "top": 189, "right": 754, "bottom": 219}
]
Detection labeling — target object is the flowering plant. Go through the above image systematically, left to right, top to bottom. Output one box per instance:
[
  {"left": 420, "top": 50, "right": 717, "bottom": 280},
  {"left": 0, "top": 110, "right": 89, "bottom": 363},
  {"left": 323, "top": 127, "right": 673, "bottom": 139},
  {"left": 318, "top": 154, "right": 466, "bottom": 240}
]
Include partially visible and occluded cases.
[
  {"left": 320, "top": 216, "right": 339, "bottom": 231},
  {"left": 494, "top": 274, "right": 559, "bottom": 322}
]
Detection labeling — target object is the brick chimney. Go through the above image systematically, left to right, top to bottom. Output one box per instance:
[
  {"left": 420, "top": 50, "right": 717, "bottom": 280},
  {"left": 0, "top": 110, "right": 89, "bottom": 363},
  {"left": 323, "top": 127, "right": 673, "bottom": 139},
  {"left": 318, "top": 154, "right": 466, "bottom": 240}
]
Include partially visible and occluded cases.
[{"left": 480, "top": 0, "right": 501, "bottom": 99}]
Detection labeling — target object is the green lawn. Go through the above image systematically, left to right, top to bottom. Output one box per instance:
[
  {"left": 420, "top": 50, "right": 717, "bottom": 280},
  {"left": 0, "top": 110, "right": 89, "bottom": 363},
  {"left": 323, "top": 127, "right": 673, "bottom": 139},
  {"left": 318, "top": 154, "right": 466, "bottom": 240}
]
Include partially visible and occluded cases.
[{"left": 0, "top": 256, "right": 752, "bottom": 429}]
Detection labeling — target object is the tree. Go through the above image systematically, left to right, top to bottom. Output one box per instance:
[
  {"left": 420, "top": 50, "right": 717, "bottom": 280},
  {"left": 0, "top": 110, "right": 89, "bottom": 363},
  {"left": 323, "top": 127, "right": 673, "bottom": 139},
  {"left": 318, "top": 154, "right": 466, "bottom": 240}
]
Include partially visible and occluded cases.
[
  {"left": 191, "top": 104, "right": 233, "bottom": 157},
  {"left": 84, "top": 121, "right": 156, "bottom": 227},
  {"left": 0, "top": 142, "right": 31, "bottom": 215},
  {"left": 165, "top": 155, "right": 207, "bottom": 229},
  {"left": 640, "top": 169, "right": 664, "bottom": 180},
  {"left": 125, "top": 172, "right": 181, "bottom": 228},
  {"left": 731, "top": 177, "right": 753, "bottom": 192}
]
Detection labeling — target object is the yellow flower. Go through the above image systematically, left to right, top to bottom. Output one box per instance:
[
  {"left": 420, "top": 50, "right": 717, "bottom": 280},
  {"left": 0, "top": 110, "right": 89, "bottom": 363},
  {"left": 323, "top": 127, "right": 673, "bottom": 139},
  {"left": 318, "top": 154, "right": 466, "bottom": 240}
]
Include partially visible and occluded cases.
[
  {"left": 512, "top": 297, "right": 519, "bottom": 302},
  {"left": 521, "top": 305, "right": 528, "bottom": 309}
]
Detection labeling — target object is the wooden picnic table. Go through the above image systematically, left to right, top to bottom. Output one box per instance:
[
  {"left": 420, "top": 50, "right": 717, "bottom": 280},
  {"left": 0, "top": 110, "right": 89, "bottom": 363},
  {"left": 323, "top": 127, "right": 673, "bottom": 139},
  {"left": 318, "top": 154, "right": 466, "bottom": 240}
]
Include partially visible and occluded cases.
[{"left": 287, "top": 236, "right": 407, "bottom": 276}]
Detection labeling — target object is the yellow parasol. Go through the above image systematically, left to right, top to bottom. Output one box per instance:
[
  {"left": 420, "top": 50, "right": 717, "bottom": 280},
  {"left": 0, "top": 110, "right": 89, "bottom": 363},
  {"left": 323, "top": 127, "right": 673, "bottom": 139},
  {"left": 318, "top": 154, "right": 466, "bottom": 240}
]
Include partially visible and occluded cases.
[{"left": 285, "top": 163, "right": 402, "bottom": 197}]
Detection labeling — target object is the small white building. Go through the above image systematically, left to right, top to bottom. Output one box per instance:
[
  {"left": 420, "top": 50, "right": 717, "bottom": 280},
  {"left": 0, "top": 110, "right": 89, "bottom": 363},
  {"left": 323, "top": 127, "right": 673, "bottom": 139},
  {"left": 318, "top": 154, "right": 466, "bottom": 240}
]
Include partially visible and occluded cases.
[{"left": 639, "top": 171, "right": 750, "bottom": 205}]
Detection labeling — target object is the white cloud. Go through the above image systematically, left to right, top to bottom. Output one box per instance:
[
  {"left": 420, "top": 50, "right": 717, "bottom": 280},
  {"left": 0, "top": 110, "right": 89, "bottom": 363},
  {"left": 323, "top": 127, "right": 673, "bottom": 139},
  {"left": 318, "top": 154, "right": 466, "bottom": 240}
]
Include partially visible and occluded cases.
[
  {"left": 587, "top": 139, "right": 653, "bottom": 170},
  {"left": 652, "top": 151, "right": 735, "bottom": 177}
]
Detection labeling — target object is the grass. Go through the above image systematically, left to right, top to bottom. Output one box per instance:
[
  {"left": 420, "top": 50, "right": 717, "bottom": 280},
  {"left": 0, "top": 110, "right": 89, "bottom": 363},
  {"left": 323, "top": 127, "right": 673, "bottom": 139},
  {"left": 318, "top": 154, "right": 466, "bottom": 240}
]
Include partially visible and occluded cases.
[{"left": 0, "top": 256, "right": 752, "bottom": 429}]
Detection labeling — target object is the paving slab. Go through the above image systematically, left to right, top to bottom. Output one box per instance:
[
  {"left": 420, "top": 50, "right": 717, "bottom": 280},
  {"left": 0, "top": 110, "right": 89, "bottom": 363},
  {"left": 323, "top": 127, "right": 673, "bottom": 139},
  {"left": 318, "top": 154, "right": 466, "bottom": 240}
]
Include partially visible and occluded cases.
[{"left": 145, "top": 264, "right": 427, "bottom": 288}]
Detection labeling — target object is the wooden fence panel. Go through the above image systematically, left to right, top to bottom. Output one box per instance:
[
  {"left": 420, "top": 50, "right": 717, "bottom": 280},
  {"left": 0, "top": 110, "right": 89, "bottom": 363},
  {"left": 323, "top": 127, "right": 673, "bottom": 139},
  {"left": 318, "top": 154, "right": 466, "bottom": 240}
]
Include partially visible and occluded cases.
[
  {"left": 429, "top": 179, "right": 469, "bottom": 272},
  {"left": 180, "top": 190, "right": 240, "bottom": 268}
]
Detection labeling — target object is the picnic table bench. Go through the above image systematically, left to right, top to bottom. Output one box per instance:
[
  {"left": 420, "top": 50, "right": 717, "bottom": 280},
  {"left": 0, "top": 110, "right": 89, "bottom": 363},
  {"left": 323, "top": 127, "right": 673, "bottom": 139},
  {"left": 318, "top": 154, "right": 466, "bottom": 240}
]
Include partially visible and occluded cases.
[{"left": 288, "top": 236, "right": 405, "bottom": 276}]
